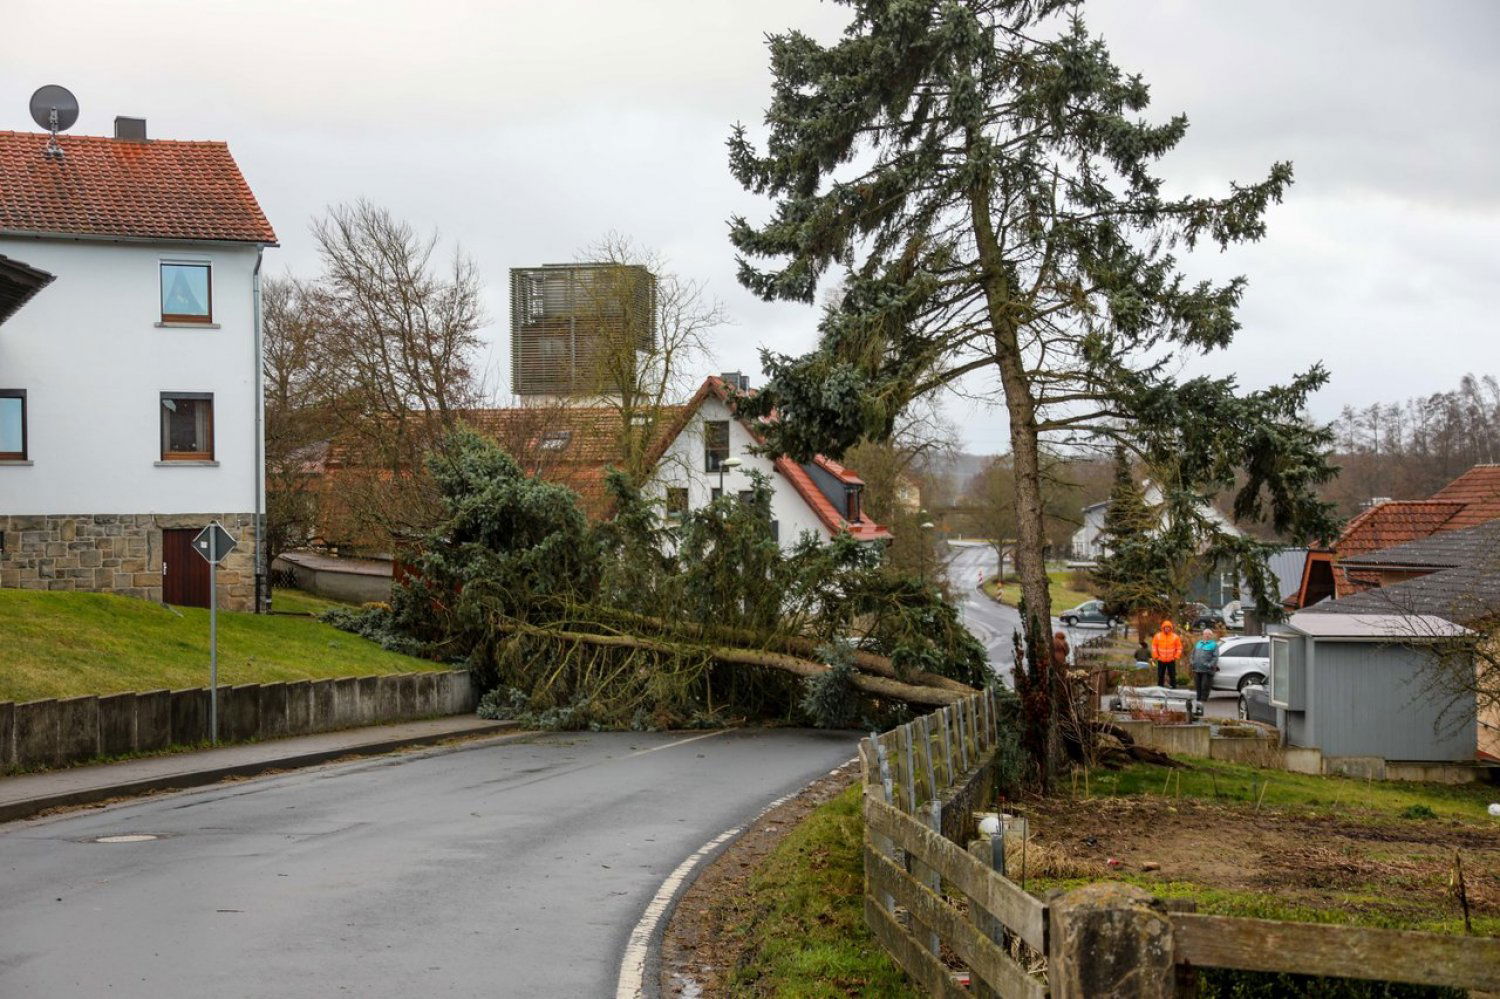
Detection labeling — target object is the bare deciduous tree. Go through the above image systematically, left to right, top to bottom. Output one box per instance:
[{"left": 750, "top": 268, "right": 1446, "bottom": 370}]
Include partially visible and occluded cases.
[
  {"left": 306, "top": 201, "right": 488, "bottom": 548},
  {"left": 573, "top": 233, "right": 725, "bottom": 485}
]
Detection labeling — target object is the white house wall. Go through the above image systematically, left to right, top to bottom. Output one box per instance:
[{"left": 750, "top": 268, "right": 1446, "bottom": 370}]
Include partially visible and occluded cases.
[
  {"left": 0, "top": 237, "right": 261, "bottom": 609},
  {"left": 0, "top": 237, "right": 260, "bottom": 514},
  {"left": 650, "top": 395, "right": 831, "bottom": 549}
]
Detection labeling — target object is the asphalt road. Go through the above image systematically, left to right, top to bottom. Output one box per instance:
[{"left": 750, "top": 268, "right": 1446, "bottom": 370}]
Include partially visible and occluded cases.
[
  {"left": 945, "top": 541, "right": 1103, "bottom": 685},
  {"left": 0, "top": 728, "right": 858, "bottom": 998}
]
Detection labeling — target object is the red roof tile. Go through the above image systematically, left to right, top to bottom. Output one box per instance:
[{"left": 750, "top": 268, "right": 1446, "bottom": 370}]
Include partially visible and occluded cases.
[
  {"left": 0, "top": 130, "right": 276, "bottom": 244},
  {"left": 1430, "top": 464, "right": 1500, "bottom": 529},
  {"left": 1331, "top": 500, "right": 1464, "bottom": 596}
]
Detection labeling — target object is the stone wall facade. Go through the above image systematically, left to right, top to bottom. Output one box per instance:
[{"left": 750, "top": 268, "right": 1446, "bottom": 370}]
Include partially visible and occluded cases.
[{"left": 0, "top": 512, "right": 258, "bottom": 611}]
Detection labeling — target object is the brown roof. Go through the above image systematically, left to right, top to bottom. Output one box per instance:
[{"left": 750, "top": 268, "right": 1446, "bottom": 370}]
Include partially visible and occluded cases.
[
  {"left": 0, "top": 130, "right": 276, "bottom": 244},
  {"left": 314, "top": 377, "right": 892, "bottom": 542},
  {"left": 461, "top": 404, "right": 688, "bottom": 517},
  {"left": 1430, "top": 464, "right": 1500, "bottom": 529},
  {"left": 1332, "top": 500, "right": 1465, "bottom": 596}
]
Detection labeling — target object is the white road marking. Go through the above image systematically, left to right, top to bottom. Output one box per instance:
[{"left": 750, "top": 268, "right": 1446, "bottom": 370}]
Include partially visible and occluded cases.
[{"left": 615, "top": 758, "right": 854, "bottom": 999}]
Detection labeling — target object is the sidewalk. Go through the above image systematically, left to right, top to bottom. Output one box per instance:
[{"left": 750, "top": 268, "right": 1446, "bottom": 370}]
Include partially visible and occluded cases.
[{"left": 0, "top": 715, "right": 519, "bottom": 824}]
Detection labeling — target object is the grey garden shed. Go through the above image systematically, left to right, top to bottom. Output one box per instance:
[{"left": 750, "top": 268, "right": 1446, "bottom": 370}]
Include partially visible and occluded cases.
[{"left": 1264, "top": 612, "right": 1475, "bottom": 766}]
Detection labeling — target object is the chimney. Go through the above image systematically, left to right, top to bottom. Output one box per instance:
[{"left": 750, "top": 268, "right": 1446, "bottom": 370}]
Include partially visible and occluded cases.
[{"left": 114, "top": 116, "right": 147, "bottom": 142}]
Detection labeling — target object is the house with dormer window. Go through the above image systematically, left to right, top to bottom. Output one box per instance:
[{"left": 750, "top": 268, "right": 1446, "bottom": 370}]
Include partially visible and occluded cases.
[{"left": 0, "top": 117, "right": 276, "bottom": 610}]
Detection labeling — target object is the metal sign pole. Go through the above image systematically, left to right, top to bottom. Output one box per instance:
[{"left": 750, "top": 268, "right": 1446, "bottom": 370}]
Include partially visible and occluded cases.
[
  {"left": 192, "top": 521, "right": 236, "bottom": 749},
  {"left": 209, "top": 530, "right": 218, "bottom": 745}
]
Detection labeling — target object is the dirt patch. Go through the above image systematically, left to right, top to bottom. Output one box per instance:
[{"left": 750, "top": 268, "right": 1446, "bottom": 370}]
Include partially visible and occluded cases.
[
  {"left": 658, "top": 760, "right": 861, "bottom": 997},
  {"left": 1023, "top": 793, "right": 1500, "bottom": 928}
]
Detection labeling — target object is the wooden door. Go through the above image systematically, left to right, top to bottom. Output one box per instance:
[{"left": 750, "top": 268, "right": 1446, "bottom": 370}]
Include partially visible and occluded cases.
[{"left": 162, "top": 528, "right": 211, "bottom": 608}]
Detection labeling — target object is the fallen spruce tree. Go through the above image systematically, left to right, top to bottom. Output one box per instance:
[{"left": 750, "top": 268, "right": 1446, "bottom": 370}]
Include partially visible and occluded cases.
[{"left": 323, "top": 429, "right": 989, "bottom": 729}]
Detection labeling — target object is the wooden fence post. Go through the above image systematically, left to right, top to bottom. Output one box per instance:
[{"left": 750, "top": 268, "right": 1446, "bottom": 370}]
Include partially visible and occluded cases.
[
  {"left": 939, "top": 707, "right": 955, "bottom": 786},
  {"left": 920, "top": 715, "right": 939, "bottom": 810},
  {"left": 870, "top": 735, "right": 896, "bottom": 913},
  {"left": 1049, "top": 882, "right": 1177, "bottom": 999}
]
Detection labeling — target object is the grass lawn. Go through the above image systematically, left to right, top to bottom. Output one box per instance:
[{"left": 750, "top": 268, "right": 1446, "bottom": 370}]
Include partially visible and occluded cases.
[
  {"left": 985, "top": 567, "right": 1095, "bottom": 612},
  {"left": 268, "top": 586, "right": 357, "bottom": 616},
  {"left": 0, "top": 589, "right": 444, "bottom": 703},
  {"left": 1022, "top": 756, "right": 1500, "bottom": 938},
  {"left": 726, "top": 785, "right": 919, "bottom": 997}
]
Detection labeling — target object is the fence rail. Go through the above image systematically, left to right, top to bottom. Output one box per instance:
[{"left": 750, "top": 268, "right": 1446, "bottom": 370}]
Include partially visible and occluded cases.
[{"left": 860, "top": 690, "right": 1500, "bottom": 997}]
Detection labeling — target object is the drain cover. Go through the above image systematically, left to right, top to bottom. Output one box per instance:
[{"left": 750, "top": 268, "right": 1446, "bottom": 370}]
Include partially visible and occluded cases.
[{"left": 93, "top": 834, "right": 158, "bottom": 843}]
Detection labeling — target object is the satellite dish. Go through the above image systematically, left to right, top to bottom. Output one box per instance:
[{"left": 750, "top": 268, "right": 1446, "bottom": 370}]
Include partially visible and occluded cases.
[
  {"left": 29, "top": 85, "right": 78, "bottom": 159},
  {"left": 29, "top": 85, "right": 79, "bottom": 131}
]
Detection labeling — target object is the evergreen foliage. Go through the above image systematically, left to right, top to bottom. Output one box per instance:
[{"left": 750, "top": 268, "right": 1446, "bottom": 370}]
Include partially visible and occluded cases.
[
  {"left": 726, "top": 0, "right": 1341, "bottom": 779},
  {"left": 327, "top": 429, "right": 986, "bottom": 729},
  {"left": 1091, "top": 446, "right": 1168, "bottom": 620}
]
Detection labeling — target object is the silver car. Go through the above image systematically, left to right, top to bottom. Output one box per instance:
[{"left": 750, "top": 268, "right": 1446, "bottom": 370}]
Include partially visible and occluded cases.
[{"left": 1211, "top": 636, "right": 1270, "bottom": 692}]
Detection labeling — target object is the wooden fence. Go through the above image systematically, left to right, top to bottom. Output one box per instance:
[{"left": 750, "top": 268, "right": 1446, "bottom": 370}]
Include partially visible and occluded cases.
[{"left": 859, "top": 690, "right": 1500, "bottom": 997}]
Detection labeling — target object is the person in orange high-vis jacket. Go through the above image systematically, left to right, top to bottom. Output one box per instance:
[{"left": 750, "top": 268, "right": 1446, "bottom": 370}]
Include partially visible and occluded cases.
[{"left": 1150, "top": 620, "right": 1184, "bottom": 689}]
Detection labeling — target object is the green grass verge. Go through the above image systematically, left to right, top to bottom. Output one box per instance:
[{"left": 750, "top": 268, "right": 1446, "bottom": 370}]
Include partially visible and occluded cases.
[
  {"left": 986, "top": 568, "right": 1095, "bottom": 612},
  {"left": 268, "top": 586, "right": 359, "bottom": 616},
  {"left": 0, "top": 589, "right": 443, "bottom": 702},
  {"left": 1091, "top": 756, "right": 1497, "bottom": 823},
  {"left": 726, "top": 785, "right": 919, "bottom": 998}
]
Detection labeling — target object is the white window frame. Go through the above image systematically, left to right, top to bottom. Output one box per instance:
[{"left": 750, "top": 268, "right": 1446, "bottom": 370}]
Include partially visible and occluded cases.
[
  {"left": 158, "top": 257, "right": 215, "bottom": 326},
  {"left": 1269, "top": 635, "right": 1292, "bottom": 708}
]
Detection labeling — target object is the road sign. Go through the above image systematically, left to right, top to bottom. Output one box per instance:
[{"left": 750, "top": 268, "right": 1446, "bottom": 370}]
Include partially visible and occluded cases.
[{"left": 192, "top": 522, "right": 237, "bottom": 564}]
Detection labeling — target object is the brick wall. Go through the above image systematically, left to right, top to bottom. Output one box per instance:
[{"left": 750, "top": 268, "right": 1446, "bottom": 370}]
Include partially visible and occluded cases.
[{"left": 0, "top": 512, "right": 257, "bottom": 611}]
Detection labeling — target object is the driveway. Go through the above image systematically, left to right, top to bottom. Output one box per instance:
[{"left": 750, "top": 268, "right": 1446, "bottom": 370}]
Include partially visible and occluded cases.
[{"left": 0, "top": 728, "right": 858, "bottom": 998}]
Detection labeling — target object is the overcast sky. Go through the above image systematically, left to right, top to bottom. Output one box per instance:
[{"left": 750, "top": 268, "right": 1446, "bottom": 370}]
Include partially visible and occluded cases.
[{"left": 3, "top": 0, "right": 1495, "bottom": 454}]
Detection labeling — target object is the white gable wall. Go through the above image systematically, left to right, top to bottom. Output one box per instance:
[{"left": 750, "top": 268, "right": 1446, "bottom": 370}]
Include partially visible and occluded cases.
[
  {"left": 0, "top": 237, "right": 260, "bottom": 515},
  {"left": 649, "top": 395, "right": 832, "bottom": 549}
]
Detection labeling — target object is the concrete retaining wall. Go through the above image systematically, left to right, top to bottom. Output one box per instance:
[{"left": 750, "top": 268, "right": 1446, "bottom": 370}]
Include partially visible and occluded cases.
[{"left": 0, "top": 670, "right": 475, "bottom": 774}]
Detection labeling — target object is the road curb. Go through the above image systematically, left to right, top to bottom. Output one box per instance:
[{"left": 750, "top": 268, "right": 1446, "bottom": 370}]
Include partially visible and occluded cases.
[{"left": 0, "top": 719, "right": 521, "bottom": 825}]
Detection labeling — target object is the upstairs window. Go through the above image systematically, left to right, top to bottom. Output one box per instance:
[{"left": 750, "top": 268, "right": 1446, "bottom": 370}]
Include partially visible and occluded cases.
[
  {"left": 160, "top": 262, "right": 212, "bottom": 323},
  {"left": 0, "top": 390, "right": 26, "bottom": 461},
  {"left": 160, "top": 393, "right": 214, "bottom": 461},
  {"left": 704, "top": 420, "right": 730, "bottom": 472},
  {"left": 845, "top": 485, "right": 862, "bottom": 522},
  {"left": 665, "top": 487, "right": 688, "bottom": 520}
]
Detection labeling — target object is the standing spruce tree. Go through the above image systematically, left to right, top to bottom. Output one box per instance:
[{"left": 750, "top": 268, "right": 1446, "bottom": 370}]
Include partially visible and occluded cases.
[
  {"left": 727, "top": 0, "right": 1339, "bottom": 780},
  {"left": 1091, "top": 446, "right": 1166, "bottom": 639}
]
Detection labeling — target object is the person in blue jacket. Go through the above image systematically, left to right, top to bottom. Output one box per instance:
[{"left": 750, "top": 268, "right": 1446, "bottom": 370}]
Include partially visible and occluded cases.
[{"left": 1190, "top": 628, "right": 1220, "bottom": 709}]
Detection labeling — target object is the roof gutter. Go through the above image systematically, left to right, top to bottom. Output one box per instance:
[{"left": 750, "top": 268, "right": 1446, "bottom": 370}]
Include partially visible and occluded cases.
[{"left": 0, "top": 228, "right": 278, "bottom": 248}]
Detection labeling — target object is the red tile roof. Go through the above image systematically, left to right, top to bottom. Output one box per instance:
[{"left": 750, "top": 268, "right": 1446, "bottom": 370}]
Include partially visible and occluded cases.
[
  {"left": 0, "top": 130, "right": 276, "bottom": 244},
  {"left": 314, "top": 376, "right": 893, "bottom": 543},
  {"left": 1430, "top": 464, "right": 1500, "bottom": 529},
  {"left": 1332, "top": 500, "right": 1464, "bottom": 596}
]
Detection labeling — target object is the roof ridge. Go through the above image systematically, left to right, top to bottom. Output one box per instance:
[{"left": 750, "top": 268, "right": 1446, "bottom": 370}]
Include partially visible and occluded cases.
[{"left": 0, "top": 129, "right": 231, "bottom": 147}]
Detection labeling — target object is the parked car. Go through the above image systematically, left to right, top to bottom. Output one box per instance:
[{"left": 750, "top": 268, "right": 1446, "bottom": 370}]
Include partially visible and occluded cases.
[
  {"left": 1059, "top": 599, "right": 1120, "bottom": 628},
  {"left": 1187, "top": 602, "right": 1245, "bottom": 630},
  {"left": 1212, "top": 636, "right": 1270, "bottom": 692},
  {"left": 1238, "top": 682, "right": 1277, "bottom": 725}
]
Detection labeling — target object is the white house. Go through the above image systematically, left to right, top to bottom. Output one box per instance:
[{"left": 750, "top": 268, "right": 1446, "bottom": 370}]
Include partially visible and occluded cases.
[
  {"left": 0, "top": 118, "right": 276, "bottom": 610},
  {"left": 647, "top": 374, "right": 891, "bottom": 548},
  {"left": 1069, "top": 480, "right": 1241, "bottom": 565}
]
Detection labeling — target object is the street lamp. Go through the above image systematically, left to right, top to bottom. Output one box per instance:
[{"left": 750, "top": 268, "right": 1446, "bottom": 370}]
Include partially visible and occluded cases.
[{"left": 718, "top": 456, "right": 743, "bottom": 498}]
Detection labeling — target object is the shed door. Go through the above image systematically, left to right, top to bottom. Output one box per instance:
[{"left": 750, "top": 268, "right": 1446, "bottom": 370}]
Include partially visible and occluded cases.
[{"left": 162, "top": 528, "right": 210, "bottom": 608}]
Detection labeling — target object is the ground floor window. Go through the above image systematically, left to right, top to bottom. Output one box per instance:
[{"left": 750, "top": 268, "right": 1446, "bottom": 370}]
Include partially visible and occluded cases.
[
  {"left": 0, "top": 389, "right": 26, "bottom": 460},
  {"left": 160, "top": 393, "right": 214, "bottom": 461},
  {"left": 666, "top": 487, "right": 688, "bottom": 519}
]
